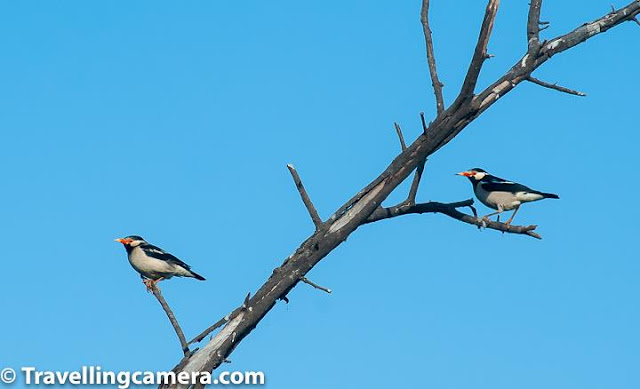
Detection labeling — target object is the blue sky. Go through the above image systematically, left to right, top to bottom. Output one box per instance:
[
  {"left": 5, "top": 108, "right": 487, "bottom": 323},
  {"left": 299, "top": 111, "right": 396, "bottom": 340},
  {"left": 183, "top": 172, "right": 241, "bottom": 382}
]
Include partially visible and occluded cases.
[{"left": 0, "top": 1, "right": 638, "bottom": 388}]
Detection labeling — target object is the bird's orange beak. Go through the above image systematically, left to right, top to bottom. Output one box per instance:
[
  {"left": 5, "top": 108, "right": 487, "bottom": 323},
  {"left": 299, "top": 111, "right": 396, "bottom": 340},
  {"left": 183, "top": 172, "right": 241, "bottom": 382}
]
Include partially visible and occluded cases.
[
  {"left": 456, "top": 171, "right": 473, "bottom": 177},
  {"left": 115, "top": 238, "right": 132, "bottom": 245}
]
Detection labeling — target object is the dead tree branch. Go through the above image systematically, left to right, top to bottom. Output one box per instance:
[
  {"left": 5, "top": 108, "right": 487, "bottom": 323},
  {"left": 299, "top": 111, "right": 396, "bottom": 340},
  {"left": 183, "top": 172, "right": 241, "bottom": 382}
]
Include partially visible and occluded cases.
[
  {"left": 421, "top": 0, "right": 445, "bottom": 114},
  {"left": 457, "top": 0, "right": 501, "bottom": 102},
  {"left": 527, "top": 0, "right": 543, "bottom": 50},
  {"left": 161, "top": 2, "right": 640, "bottom": 387},
  {"left": 526, "top": 76, "right": 586, "bottom": 96},
  {"left": 287, "top": 164, "right": 323, "bottom": 229},
  {"left": 365, "top": 199, "right": 541, "bottom": 239},
  {"left": 149, "top": 284, "right": 190, "bottom": 356}
]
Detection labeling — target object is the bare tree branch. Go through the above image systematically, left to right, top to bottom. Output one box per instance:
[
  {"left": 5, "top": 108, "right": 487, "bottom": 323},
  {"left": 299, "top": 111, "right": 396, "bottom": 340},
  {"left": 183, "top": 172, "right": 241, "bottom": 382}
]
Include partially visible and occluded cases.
[
  {"left": 421, "top": 0, "right": 445, "bottom": 114},
  {"left": 457, "top": 0, "right": 501, "bottom": 101},
  {"left": 527, "top": 0, "right": 543, "bottom": 51},
  {"left": 455, "top": 1, "right": 639, "bottom": 142},
  {"left": 161, "top": 2, "right": 640, "bottom": 386},
  {"left": 536, "top": 4, "right": 640, "bottom": 61},
  {"left": 526, "top": 76, "right": 586, "bottom": 96},
  {"left": 394, "top": 122, "right": 407, "bottom": 151},
  {"left": 287, "top": 164, "right": 323, "bottom": 229},
  {"left": 365, "top": 199, "right": 541, "bottom": 239},
  {"left": 300, "top": 276, "right": 332, "bottom": 294},
  {"left": 149, "top": 284, "right": 190, "bottom": 356}
]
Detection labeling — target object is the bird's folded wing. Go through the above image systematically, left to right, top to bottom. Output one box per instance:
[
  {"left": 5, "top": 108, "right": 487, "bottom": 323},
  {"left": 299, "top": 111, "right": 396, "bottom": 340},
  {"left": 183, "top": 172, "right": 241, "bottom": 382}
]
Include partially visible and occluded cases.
[
  {"left": 480, "top": 181, "right": 534, "bottom": 194},
  {"left": 141, "top": 244, "right": 192, "bottom": 270}
]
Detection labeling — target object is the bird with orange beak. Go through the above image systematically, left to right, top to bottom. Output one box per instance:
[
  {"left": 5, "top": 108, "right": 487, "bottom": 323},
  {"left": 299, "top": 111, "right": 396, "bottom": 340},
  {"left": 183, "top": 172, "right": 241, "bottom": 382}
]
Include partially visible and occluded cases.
[
  {"left": 456, "top": 168, "right": 559, "bottom": 225},
  {"left": 115, "top": 235, "right": 205, "bottom": 291}
]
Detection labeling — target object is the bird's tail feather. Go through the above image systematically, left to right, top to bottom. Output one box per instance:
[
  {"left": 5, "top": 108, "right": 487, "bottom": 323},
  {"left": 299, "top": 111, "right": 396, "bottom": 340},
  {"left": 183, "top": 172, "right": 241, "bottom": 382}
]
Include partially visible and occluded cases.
[
  {"left": 541, "top": 192, "right": 559, "bottom": 199},
  {"left": 189, "top": 270, "right": 206, "bottom": 281}
]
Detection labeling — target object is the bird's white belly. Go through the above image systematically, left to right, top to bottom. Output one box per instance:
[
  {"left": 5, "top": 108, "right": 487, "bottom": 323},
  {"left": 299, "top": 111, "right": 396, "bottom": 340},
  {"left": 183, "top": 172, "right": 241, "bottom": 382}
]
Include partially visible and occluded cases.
[
  {"left": 474, "top": 185, "right": 545, "bottom": 211},
  {"left": 475, "top": 186, "right": 520, "bottom": 211},
  {"left": 128, "top": 248, "right": 176, "bottom": 279}
]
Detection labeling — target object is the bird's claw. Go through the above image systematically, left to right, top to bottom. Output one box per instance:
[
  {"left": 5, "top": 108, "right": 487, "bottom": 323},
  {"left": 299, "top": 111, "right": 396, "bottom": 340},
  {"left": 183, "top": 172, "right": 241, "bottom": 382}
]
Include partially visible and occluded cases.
[{"left": 143, "top": 279, "right": 155, "bottom": 292}]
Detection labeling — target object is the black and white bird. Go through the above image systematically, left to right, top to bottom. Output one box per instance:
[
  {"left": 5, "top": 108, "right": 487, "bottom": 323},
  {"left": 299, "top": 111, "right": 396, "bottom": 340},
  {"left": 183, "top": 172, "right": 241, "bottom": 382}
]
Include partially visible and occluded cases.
[
  {"left": 456, "top": 168, "right": 559, "bottom": 225},
  {"left": 115, "top": 235, "right": 205, "bottom": 290}
]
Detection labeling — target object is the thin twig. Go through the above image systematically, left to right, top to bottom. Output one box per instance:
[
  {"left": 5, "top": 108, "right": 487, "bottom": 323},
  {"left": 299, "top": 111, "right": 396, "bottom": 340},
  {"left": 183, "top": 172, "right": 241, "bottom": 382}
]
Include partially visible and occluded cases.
[
  {"left": 421, "top": 0, "right": 445, "bottom": 114},
  {"left": 457, "top": 0, "right": 501, "bottom": 101},
  {"left": 527, "top": 0, "right": 543, "bottom": 50},
  {"left": 633, "top": 16, "right": 640, "bottom": 26},
  {"left": 526, "top": 76, "right": 586, "bottom": 96},
  {"left": 404, "top": 112, "right": 429, "bottom": 204},
  {"left": 420, "top": 112, "right": 428, "bottom": 135},
  {"left": 394, "top": 122, "right": 407, "bottom": 151},
  {"left": 407, "top": 162, "right": 426, "bottom": 204},
  {"left": 287, "top": 164, "right": 323, "bottom": 229},
  {"left": 365, "top": 199, "right": 542, "bottom": 239},
  {"left": 300, "top": 276, "right": 332, "bottom": 294},
  {"left": 149, "top": 284, "right": 190, "bottom": 355},
  {"left": 188, "top": 293, "right": 251, "bottom": 345},
  {"left": 189, "top": 314, "right": 232, "bottom": 346}
]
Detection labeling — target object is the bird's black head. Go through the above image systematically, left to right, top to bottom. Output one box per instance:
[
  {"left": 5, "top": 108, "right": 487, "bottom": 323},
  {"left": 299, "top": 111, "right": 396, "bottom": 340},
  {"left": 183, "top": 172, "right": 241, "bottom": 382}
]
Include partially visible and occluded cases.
[
  {"left": 456, "top": 168, "right": 489, "bottom": 182},
  {"left": 115, "top": 235, "right": 146, "bottom": 253}
]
